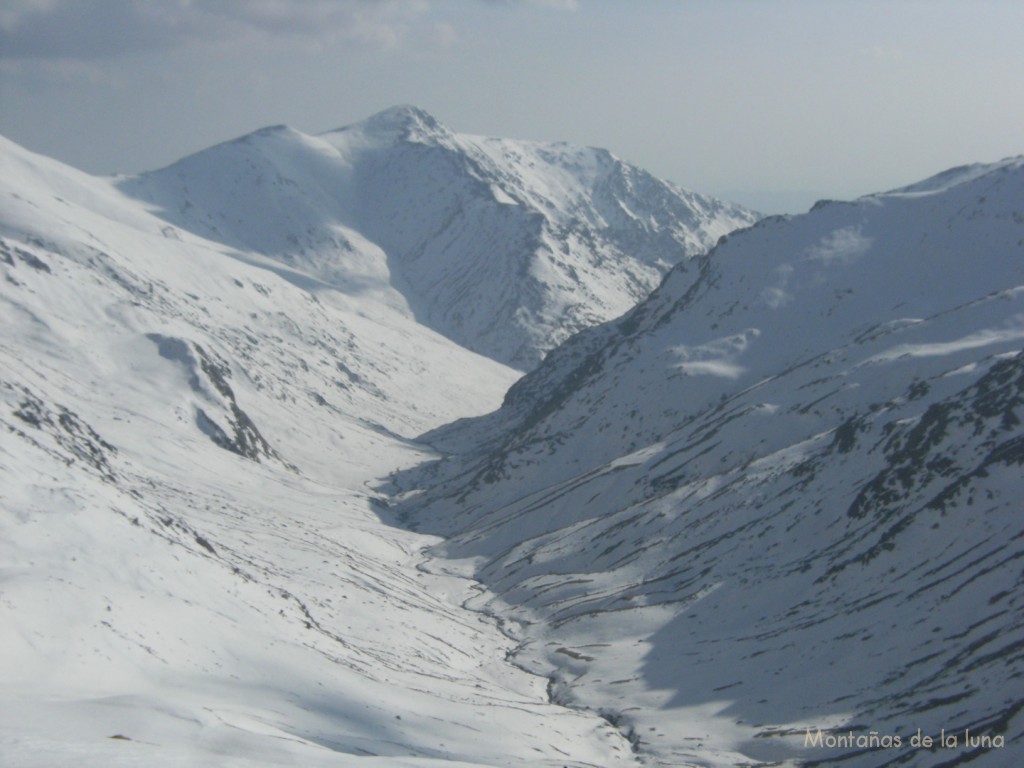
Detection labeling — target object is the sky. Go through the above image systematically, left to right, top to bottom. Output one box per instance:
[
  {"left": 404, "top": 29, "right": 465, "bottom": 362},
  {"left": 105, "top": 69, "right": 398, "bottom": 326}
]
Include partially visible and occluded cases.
[{"left": 1, "top": 0, "right": 1022, "bottom": 214}]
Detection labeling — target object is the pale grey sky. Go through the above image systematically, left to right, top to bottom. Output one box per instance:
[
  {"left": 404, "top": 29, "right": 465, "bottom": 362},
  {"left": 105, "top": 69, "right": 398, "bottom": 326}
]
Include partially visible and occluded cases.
[{"left": 1, "top": 0, "right": 1021, "bottom": 213}]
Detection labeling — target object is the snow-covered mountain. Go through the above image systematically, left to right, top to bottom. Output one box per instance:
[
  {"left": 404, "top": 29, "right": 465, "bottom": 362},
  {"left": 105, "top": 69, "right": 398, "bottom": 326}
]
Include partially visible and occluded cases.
[
  {"left": 120, "top": 105, "right": 757, "bottom": 369},
  {"left": 5, "top": 111, "right": 1021, "bottom": 768},
  {"left": 0, "top": 134, "right": 644, "bottom": 767},
  {"left": 394, "top": 157, "right": 1024, "bottom": 767}
]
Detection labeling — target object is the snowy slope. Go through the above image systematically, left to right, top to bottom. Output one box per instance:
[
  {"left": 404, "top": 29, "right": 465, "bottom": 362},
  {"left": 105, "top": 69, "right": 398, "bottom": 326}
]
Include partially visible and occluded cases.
[
  {"left": 120, "top": 106, "right": 757, "bottom": 369},
  {"left": 0, "top": 134, "right": 642, "bottom": 767},
  {"left": 395, "top": 157, "right": 1024, "bottom": 767}
]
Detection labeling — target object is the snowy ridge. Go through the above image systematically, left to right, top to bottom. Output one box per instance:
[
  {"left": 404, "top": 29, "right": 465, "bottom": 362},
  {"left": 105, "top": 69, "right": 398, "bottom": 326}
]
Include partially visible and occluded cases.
[
  {"left": 121, "top": 105, "right": 757, "bottom": 369},
  {"left": 6, "top": 117, "right": 1021, "bottom": 767},
  {"left": 0, "top": 134, "right": 642, "bottom": 767},
  {"left": 395, "top": 156, "right": 1024, "bottom": 767},
  {"left": 881, "top": 157, "right": 1021, "bottom": 196}
]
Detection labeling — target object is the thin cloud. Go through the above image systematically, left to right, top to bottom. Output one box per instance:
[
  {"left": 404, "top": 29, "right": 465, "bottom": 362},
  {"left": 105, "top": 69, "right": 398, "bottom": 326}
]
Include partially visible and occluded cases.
[
  {"left": 0, "top": 0, "right": 428, "bottom": 60},
  {"left": 0, "top": 0, "right": 59, "bottom": 30},
  {"left": 482, "top": 0, "right": 578, "bottom": 8},
  {"left": 527, "top": 0, "right": 578, "bottom": 8},
  {"left": 432, "top": 22, "right": 458, "bottom": 49},
  {"left": 867, "top": 44, "right": 907, "bottom": 64}
]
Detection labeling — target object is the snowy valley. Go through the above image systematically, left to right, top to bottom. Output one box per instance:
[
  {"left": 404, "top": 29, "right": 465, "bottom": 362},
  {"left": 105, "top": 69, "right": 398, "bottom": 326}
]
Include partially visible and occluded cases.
[
  {"left": 1, "top": 108, "right": 1022, "bottom": 768},
  {"left": 394, "top": 158, "right": 1024, "bottom": 766}
]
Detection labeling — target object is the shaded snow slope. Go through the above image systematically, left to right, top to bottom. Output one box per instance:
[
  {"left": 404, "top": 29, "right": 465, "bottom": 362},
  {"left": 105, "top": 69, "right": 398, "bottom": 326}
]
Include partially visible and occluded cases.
[
  {"left": 120, "top": 105, "right": 757, "bottom": 369},
  {"left": 0, "top": 135, "right": 641, "bottom": 767},
  {"left": 394, "top": 157, "right": 1024, "bottom": 767}
]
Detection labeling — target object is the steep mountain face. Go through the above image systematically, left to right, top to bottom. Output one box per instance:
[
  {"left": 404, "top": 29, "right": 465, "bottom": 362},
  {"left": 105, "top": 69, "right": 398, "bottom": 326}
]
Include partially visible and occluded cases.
[
  {"left": 120, "top": 105, "right": 757, "bottom": 369},
  {"left": 0, "top": 135, "right": 642, "bottom": 767},
  {"left": 395, "top": 158, "right": 1024, "bottom": 767}
]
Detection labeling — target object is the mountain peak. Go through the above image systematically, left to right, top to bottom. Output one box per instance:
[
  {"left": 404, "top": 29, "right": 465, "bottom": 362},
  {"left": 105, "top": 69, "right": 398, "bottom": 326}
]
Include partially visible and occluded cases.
[
  {"left": 368, "top": 103, "right": 439, "bottom": 124},
  {"left": 332, "top": 104, "right": 450, "bottom": 143},
  {"left": 120, "top": 109, "right": 757, "bottom": 370}
]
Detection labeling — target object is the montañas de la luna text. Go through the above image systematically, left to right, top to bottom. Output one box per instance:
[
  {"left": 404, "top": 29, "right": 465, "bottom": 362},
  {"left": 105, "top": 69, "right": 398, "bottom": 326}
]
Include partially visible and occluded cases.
[{"left": 804, "top": 728, "right": 1005, "bottom": 750}]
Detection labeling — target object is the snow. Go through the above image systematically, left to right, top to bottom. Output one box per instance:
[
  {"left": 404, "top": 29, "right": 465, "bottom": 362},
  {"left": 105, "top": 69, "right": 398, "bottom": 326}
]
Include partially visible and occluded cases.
[
  {"left": 120, "top": 107, "right": 757, "bottom": 370},
  {"left": 5, "top": 109, "right": 1022, "bottom": 768},
  {"left": 0, "top": 133, "right": 640, "bottom": 767},
  {"left": 398, "top": 155, "right": 1024, "bottom": 767}
]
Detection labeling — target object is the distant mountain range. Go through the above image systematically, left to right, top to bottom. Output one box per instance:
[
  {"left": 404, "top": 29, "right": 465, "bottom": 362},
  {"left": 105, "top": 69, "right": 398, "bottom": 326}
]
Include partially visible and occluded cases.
[{"left": 121, "top": 105, "right": 757, "bottom": 369}]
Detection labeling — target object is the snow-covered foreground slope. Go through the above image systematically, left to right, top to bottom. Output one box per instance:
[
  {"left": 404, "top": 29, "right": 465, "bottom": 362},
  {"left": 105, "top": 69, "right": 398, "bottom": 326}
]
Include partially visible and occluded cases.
[
  {"left": 120, "top": 106, "right": 757, "bottom": 369},
  {"left": 0, "top": 135, "right": 642, "bottom": 767},
  {"left": 395, "top": 158, "right": 1024, "bottom": 767}
]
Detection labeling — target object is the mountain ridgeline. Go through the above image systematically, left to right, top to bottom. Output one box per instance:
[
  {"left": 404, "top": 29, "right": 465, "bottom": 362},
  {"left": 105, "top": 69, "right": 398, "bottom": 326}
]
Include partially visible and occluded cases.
[
  {"left": 121, "top": 105, "right": 757, "bottom": 369},
  {"left": 2, "top": 109, "right": 1021, "bottom": 768},
  {"left": 393, "top": 157, "right": 1024, "bottom": 767}
]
